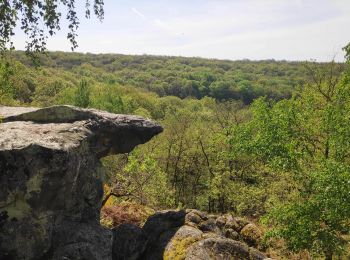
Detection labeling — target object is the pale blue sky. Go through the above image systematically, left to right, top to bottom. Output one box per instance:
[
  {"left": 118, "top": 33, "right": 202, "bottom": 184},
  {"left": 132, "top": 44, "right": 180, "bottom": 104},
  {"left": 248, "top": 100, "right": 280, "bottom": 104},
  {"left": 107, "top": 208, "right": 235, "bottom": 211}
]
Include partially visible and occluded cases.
[{"left": 13, "top": 0, "right": 350, "bottom": 61}]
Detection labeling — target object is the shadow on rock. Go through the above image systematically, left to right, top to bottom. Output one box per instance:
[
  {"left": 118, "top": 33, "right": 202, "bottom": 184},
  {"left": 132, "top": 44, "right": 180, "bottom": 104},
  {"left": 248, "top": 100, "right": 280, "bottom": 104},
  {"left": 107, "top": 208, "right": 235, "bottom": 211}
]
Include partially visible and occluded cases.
[{"left": 113, "top": 210, "right": 186, "bottom": 260}]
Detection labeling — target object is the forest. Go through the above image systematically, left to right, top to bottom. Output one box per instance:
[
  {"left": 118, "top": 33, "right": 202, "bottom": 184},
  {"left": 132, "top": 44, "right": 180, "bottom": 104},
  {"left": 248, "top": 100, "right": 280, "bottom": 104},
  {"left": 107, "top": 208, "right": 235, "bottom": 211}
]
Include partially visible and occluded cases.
[{"left": 1, "top": 51, "right": 350, "bottom": 259}]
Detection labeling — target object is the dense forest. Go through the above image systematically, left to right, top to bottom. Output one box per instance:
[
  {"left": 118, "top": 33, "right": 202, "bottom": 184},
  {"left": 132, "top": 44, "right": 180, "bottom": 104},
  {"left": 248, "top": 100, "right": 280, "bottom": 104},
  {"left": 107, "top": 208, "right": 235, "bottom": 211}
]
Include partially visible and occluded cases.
[
  {"left": 1, "top": 51, "right": 349, "bottom": 259},
  {"left": 2, "top": 51, "right": 332, "bottom": 104}
]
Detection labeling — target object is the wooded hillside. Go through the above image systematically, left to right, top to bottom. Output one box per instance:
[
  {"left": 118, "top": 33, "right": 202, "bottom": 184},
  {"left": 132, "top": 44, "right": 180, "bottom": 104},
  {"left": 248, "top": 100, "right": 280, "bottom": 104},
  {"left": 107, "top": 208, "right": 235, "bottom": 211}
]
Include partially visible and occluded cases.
[{"left": 4, "top": 51, "right": 339, "bottom": 105}]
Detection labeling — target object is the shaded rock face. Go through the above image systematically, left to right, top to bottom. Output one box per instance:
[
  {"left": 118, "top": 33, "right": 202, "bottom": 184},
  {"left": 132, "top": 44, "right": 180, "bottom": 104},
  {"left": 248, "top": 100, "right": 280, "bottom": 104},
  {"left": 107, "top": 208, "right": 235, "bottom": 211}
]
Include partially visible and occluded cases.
[
  {"left": 0, "top": 105, "right": 162, "bottom": 260},
  {"left": 114, "top": 209, "right": 268, "bottom": 260}
]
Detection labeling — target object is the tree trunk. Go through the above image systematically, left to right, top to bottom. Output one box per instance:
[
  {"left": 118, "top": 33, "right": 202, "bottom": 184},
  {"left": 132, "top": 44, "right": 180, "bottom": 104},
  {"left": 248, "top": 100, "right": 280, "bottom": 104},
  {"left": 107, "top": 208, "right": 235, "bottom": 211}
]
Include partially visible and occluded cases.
[{"left": 325, "top": 251, "right": 333, "bottom": 260}]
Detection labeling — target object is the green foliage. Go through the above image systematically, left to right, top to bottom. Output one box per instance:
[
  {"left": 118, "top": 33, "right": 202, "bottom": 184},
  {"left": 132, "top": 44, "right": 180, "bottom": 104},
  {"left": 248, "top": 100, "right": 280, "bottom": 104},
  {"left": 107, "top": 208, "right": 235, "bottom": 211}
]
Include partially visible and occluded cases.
[
  {"left": 7, "top": 51, "right": 336, "bottom": 104},
  {"left": 0, "top": 59, "right": 15, "bottom": 102},
  {"left": 257, "top": 62, "right": 350, "bottom": 258},
  {"left": 74, "top": 79, "right": 90, "bottom": 108},
  {"left": 91, "top": 84, "right": 126, "bottom": 113},
  {"left": 230, "top": 97, "right": 302, "bottom": 172},
  {"left": 102, "top": 150, "right": 174, "bottom": 209},
  {"left": 123, "top": 152, "right": 173, "bottom": 207},
  {"left": 264, "top": 161, "right": 350, "bottom": 257}
]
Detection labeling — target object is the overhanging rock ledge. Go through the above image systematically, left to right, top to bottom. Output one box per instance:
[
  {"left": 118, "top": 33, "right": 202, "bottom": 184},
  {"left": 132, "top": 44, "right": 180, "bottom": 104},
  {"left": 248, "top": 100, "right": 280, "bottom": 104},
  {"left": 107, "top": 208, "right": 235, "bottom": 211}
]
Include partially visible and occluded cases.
[{"left": 0, "top": 105, "right": 162, "bottom": 260}]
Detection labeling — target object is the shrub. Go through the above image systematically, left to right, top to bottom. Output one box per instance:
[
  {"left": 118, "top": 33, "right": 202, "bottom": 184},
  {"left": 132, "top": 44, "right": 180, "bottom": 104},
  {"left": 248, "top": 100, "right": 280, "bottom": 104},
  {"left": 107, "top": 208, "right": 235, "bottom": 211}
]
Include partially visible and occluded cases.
[{"left": 100, "top": 202, "right": 155, "bottom": 229}]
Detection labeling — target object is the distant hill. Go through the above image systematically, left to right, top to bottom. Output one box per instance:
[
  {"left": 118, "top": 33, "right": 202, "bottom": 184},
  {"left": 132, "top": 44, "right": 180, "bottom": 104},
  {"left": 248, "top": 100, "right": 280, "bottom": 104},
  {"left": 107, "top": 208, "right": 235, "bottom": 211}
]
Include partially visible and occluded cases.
[{"left": 7, "top": 51, "right": 342, "bottom": 104}]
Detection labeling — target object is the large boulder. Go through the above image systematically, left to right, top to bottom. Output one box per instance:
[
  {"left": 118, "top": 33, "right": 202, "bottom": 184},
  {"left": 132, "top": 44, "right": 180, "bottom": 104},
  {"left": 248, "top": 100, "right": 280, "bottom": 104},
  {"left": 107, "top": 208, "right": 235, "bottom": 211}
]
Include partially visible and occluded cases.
[
  {"left": 0, "top": 105, "right": 162, "bottom": 260},
  {"left": 117, "top": 209, "right": 269, "bottom": 260},
  {"left": 140, "top": 210, "right": 187, "bottom": 259},
  {"left": 240, "top": 223, "right": 262, "bottom": 247},
  {"left": 112, "top": 224, "right": 147, "bottom": 260},
  {"left": 186, "top": 237, "right": 266, "bottom": 260}
]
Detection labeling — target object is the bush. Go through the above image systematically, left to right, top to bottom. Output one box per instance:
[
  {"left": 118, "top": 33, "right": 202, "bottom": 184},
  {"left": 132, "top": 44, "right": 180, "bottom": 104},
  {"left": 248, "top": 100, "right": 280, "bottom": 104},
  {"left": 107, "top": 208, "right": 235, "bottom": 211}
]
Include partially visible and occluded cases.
[{"left": 100, "top": 202, "right": 155, "bottom": 229}]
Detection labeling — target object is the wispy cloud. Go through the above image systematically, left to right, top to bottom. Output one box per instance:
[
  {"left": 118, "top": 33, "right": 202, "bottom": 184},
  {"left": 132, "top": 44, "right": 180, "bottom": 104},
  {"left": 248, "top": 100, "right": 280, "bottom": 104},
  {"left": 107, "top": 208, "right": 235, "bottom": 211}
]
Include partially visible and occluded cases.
[{"left": 131, "top": 7, "right": 146, "bottom": 20}]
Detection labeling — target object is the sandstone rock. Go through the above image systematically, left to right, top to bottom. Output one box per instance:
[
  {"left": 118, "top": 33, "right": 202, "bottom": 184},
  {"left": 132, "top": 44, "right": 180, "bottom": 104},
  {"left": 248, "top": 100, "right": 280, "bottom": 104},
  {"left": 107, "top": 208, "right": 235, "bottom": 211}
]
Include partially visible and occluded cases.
[
  {"left": 0, "top": 105, "right": 162, "bottom": 260},
  {"left": 0, "top": 105, "right": 162, "bottom": 156},
  {"left": 185, "top": 209, "right": 208, "bottom": 220},
  {"left": 138, "top": 210, "right": 268, "bottom": 260},
  {"left": 140, "top": 210, "right": 187, "bottom": 259},
  {"left": 185, "top": 212, "right": 202, "bottom": 224},
  {"left": 207, "top": 214, "right": 218, "bottom": 219},
  {"left": 215, "top": 215, "right": 227, "bottom": 228},
  {"left": 235, "top": 217, "right": 251, "bottom": 232},
  {"left": 198, "top": 218, "right": 218, "bottom": 233},
  {"left": 225, "top": 218, "right": 241, "bottom": 232},
  {"left": 51, "top": 221, "right": 113, "bottom": 260},
  {"left": 240, "top": 223, "right": 262, "bottom": 247},
  {"left": 113, "top": 224, "right": 147, "bottom": 260},
  {"left": 163, "top": 225, "right": 203, "bottom": 259},
  {"left": 225, "top": 228, "right": 240, "bottom": 240},
  {"left": 186, "top": 237, "right": 266, "bottom": 260}
]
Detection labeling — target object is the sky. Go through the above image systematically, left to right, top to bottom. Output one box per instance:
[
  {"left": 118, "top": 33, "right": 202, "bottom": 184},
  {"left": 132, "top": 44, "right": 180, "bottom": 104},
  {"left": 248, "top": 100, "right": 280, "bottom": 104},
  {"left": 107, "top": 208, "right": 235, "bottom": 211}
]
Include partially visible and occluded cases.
[{"left": 13, "top": 0, "right": 350, "bottom": 61}]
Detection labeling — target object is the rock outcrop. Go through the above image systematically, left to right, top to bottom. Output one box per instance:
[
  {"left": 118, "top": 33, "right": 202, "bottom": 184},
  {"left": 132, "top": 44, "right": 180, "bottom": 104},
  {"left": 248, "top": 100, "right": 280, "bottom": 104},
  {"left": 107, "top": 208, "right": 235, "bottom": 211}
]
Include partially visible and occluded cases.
[
  {"left": 0, "top": 105, "right": 162, "bottom": 260},
  {"left": 0, "top": 105, "right": 268, "bottom": 260},
  {"left": 113, "top": 209, "right": 269, "bottom": 260}
]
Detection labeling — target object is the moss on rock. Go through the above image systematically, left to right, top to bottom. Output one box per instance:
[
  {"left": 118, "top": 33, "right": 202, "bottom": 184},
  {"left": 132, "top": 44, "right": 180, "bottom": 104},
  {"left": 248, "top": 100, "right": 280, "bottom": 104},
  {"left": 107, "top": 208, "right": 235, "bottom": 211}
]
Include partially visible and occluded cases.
[{"left": 164, "top": 236, "right": 200, "bottom": 260}]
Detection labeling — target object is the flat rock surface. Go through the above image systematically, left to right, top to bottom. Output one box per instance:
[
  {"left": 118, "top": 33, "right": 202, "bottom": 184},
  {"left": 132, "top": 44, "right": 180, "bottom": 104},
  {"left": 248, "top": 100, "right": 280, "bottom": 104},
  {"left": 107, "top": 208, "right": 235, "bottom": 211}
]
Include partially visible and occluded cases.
[
  {"left": 0, "top": 105, "right": 163, "bottom": 155},
  {"left": 0, "top": 121, "right": 89, "bottom": 150}
]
